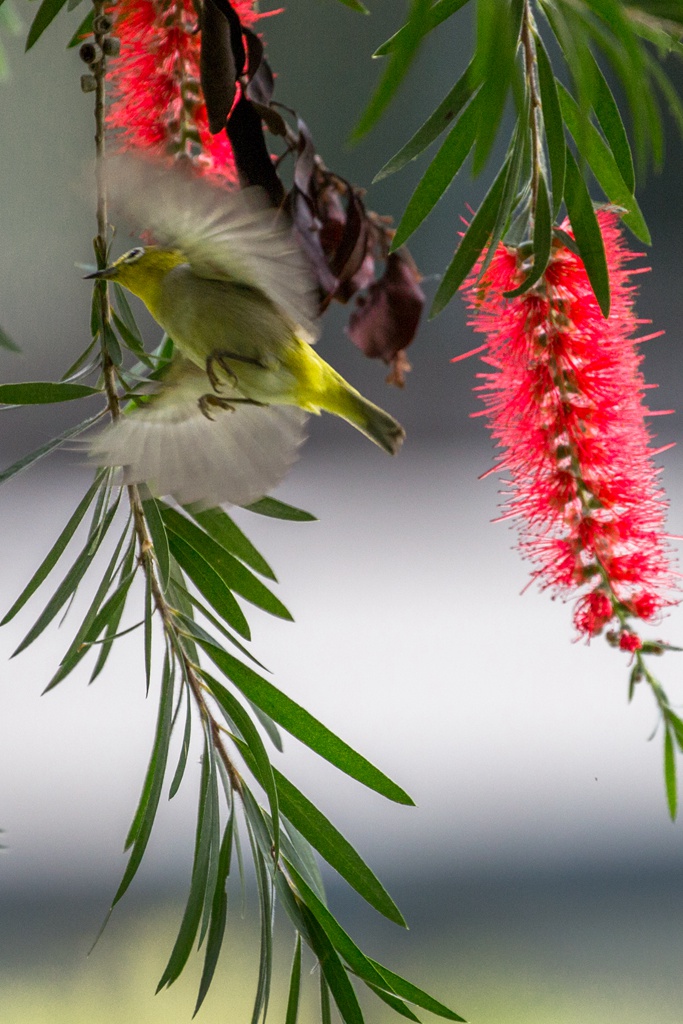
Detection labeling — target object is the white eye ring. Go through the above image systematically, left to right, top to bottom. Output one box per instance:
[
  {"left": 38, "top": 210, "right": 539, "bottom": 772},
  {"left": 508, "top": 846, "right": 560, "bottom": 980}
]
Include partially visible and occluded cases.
[{"left": 123, "top": 247, "right": 145, "bottom": 263}]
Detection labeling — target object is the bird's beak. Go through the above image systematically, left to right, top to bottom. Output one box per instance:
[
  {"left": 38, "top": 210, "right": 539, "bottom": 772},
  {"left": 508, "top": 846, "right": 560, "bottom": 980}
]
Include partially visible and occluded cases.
[{"left": 85, "top": 266, "right": 116, "bottom": 280}]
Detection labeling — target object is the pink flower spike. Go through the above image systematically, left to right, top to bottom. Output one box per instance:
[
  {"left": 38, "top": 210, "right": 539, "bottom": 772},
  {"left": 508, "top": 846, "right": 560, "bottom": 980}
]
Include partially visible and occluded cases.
[{"left": 461, "top": 212, "right": 679, "bottom": 639}]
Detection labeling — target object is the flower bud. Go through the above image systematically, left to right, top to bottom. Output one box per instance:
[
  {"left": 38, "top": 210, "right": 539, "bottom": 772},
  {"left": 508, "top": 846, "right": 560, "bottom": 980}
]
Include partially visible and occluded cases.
[
  {"left": 93, "top": 14, "right": 114, "bottom": 34},
  {"left": 102, "top": 36, "right": 120, "bottom": 57},
  {"left": 79, "top": 42, "right": 101, "bottom": 65},
  {"left": 80, "top": 74, "right": 97, "bottom": 93}
]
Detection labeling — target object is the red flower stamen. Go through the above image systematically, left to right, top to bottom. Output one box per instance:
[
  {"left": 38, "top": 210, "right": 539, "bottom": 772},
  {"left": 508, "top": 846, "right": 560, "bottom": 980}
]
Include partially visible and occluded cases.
[
  {"left": 106, "top": 0, "right": 258, "bottom": 179},
  {"left": 461, "top": 213, "right": 678, "bottom": 638}
]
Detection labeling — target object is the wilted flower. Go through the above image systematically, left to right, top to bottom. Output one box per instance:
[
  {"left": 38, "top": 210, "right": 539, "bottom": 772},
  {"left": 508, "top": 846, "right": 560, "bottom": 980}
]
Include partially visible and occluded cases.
[
  {"left": 106, "top": 0, "right": 258, "bottom": 178},
  {"left": 461, "top": 212, "right": 677, "bottom": 640}
]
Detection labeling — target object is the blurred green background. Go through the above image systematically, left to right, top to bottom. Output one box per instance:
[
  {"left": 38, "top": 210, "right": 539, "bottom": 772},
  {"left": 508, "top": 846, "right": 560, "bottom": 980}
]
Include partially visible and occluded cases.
[{"left": 2, "top": 2, "right": 683, "bottom": 1023}]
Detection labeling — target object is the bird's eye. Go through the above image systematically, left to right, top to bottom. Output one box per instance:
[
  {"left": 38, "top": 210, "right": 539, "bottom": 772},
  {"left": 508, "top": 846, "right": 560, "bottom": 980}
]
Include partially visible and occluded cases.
[{"left": 123, "top": 247, "right": 145, "bottom": 263}]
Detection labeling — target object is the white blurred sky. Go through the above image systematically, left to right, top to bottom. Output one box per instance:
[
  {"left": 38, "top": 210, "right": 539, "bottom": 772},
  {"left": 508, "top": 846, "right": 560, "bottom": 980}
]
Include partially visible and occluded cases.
[{"left": 2, "top": 446, "right": 683, "bottom": 893}]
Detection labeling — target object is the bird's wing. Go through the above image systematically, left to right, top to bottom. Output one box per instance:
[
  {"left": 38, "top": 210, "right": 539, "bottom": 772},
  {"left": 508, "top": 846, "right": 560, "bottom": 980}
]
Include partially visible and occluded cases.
[
  {"left": 107, "top": 155, "right": 320, "bottom": 343},
  {"left": 88, "top": 358, "right": 308, "bottom": 509}
]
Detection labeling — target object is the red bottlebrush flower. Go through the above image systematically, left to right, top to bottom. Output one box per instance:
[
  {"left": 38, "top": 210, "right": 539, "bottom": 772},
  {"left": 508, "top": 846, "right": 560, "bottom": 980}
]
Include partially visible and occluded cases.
[
  {"left": 106, "top": 0, "right": 259, "bottom": 179},
  {"left": 461, "top": 212, "right": 678, "bottom": 639}
]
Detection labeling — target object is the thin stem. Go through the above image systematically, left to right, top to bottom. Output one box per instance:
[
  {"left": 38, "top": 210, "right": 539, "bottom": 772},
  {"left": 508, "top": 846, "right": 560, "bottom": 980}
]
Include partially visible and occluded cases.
[
  {"left": 521, "top": 0, "right": 543, "bottom": 220},
  {"left": 88, "top": 10, "right": 243, "bottom": 798}
]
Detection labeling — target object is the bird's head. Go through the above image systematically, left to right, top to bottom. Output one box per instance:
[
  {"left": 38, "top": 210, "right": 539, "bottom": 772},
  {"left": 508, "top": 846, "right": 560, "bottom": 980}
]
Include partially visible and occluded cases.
[{"left": 86, "top": 245, "right": 185, "bottom": 304}]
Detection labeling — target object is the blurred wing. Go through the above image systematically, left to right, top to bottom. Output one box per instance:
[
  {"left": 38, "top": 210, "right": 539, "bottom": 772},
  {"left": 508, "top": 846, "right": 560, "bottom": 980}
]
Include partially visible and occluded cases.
[
  {"left": 106, "top": 154, "right": 319, "bottom": 343},
  {"left": 88, "top": 358, "right": 308, "bottom": 509}
]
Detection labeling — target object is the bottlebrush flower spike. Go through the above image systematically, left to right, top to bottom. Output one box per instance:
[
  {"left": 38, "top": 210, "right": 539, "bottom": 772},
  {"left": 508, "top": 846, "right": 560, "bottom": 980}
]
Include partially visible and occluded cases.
[
  {"left": 106, "top": 0, "right": 259, "bottom": 179},
  {"left": 460, "top": 212, "right": 678, "bottom": 644}
]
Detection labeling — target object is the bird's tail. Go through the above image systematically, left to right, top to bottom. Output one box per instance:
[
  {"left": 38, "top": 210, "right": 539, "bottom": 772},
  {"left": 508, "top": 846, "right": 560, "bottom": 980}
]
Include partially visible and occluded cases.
[{"left": 322, "top": 371, "right": 405, "bottom": 455}]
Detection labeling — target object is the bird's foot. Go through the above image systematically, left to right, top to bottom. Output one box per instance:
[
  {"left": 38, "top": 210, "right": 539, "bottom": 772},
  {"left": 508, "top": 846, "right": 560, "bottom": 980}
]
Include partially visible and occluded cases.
[
  {"left": 207, "top": 350, "right": 267, "bottom": 392},
  {"left": 198, "top": 394, "right": 266, "bottom": 420}
]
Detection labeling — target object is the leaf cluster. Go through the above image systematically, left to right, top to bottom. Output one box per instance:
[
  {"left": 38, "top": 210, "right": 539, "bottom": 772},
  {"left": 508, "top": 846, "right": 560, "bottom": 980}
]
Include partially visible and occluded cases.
[
  {"left": 356, "top": 0, "right": 683, "bottom": 317},
  {"left": 1, "top": 281, "right": 462, "bottom": 1023}
]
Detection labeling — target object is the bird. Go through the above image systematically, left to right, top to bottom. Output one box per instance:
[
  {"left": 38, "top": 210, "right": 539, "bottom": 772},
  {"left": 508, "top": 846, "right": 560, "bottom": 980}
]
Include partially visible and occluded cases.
[{"left": 87, "top": 156, "right": 405, "bottom": 509}]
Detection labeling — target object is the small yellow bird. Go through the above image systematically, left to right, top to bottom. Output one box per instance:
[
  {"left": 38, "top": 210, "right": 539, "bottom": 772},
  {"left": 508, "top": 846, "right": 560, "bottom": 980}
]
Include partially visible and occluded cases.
[{"left": 88, "top": 157, "right": 405, "bottom": 508}]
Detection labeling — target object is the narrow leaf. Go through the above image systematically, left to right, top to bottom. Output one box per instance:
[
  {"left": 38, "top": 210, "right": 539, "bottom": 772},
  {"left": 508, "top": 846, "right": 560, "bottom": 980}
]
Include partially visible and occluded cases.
[
  {"left": 25, "top": 0, "right": 69, "bottom": 49},
  {"left": 337, "top": 0, "right": 369, "bottom": 11},
  {"left": 351, "top": 0, "right": 432, "bottom": 142},
  {"left": 373, "top": 0, "right": 471, "bottom": 57},
  {"left": 67, "top": 8, "right": 93, "bottom": 46},
  {"left": 535, "top": 36, "right": 566, "bottom": 218},
  {"left": 587, "top": 49, "right": 635, "bottom": 193},
  {"left": 374, "top": 58, "right": 480, "bottom": 182},
  {"left": 559, "top": 84, "right": 650, "bottom": 243},
  {"left": 392, "top": 88, "right": 485, "bottom": 249},
  {"left": 563, "top": 146, "right": 610, "bottom": 317},
  {"left": 430, "top": 158, "right": 510, "bottom": 317},
  {"left": 504, "top": 168, "right": 552, "bottom": 298},
  {"left": 0, "top": 324, "right": 20, "bottom": 352},
  {"left": 0, "top": 381, "right": 99, "bottom": 405},
  {"left": 0, "top": 413, "right": 103, "bottom": 486},
  {"left": 2, "top": 474, "right": 103, "bottom": 625},
  {"left": 142, "top": 495, "right": 171, "bottom": 592},
  {"left": 245, "top": 497, "right": 316, "bottom": 521},
  {"left": 13, "top": 501, "right": 119, "bottom": 658},
  {"left": 191, "top": 506, "right": 276, "bottom": 580},
  {"left": 163, "top": 507, "right": 290, "bottom": 619},
  {"left": 167, "top": 532, "right": 250, "bottom": 639},
  {"left": 199, "top": 639, "right": 414, "bottom": 805},
  {"left": 114, "top": 652, "right": 174, "bottom": 903},
  {"left": 202, "top": 670, "right": 280, "bottom": 857},
  {"left": 169, "top": 685, "right": 192, "bottom": 799},
  {"left": 665, "top": 725, "right": 677, "bottom": 820},
  {"left": 157, "top": 733, "right": 216, "bottom": 989},
  {"left": 274, "top": 769, "right": 405, "bottom": 926},
  {"left": 194, "top": 810, "right": 235, "bottom": 1015},
  {"left": 304, "top": 910, "right": 365, "bottom": 1024},
  {"left": 284, "top": 934, "right": 303, "bottom": 1024},
  {"left": 367, "top": 962, "right": 466, "bottom": 1021},
  {"left": 367, "top": 985, "right": 422, "bottom": 1022}
]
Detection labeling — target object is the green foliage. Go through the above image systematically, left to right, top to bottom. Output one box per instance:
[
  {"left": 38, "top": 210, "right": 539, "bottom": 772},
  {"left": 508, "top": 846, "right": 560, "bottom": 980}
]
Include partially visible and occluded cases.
[
  {"left": 362, "top": 0, "right": 683, "bottom": 313},
  {"left": 0, "top": 280, "right": 459, "bottom": 1024}
]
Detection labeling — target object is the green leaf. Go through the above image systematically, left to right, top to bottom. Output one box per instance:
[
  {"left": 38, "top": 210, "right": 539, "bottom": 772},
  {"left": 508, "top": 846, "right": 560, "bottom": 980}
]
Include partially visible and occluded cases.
[
  {"left": 25, "top": 0, "right": 69, "bottom": 49},
  {"left": 337, "top": 0, "right": 369, "bottom": 12},
  {"left": 351, "top": 0, "right": 432, "bottom": 142},
  {"left": 374, "top": 0, "right": 471, "bottom": 56},
  {"left": 472, "top": 0, "right": 520, "bottom": 175},
  {"left": 67, "top": 8, "right": 93, "bottom": 47},
  {"left": 535, "top": 35, "right": 566, "bottom": 219},
  {"left": 586, "top": 48, "right": 635, "bottom": 193},
  {"left": 374, "top": 59, "right": 480, "bottom": 183},
  {"left": 558, "top": 84, "right": 650, "bottom": 243},
  {"left": 391, "top": 88, "right": 485, "bottom": 249},
  {"left": 478, "top": 110, "right": 527, "bottom": 278},
  {"left": 563, "top": 146, "right": 610, "bottom": 317},
  {"left": 429, "top": 158, "right": 510, "bottom": 317},
  {"left": 504, "top": 168, "right": 552, "bottom": 298},
  {"left": 102, "top": 321, "right": 123, "bottom": 366},
  {"left": 0, "top": 324, "right": 20, "bottom": 352},
  {"left": 0, "top": 381, "right": 100, "bottom": 405},
  {"left": 0, "top": 414, "right": 104, "bottom": 487},
  {"left": 2, "top": 474, "right": 104, "bottom": 625},
  {"left": 142, "top": 495, "right": 171, "bottom": 592},
  {"left": 245, "top": 497, "right": 316, "bottom": 521},
  {"left": 13, "top": 500, "right": 119, "bottom": 659},
  {"left": 190, "top": 506, "right": 276, "bottom": 581},
  {"left": 162, "top": 507, "right": 290, "bottom": 620},
  {"left": 167, "top": 532, "right": 251, "bottom": 640},
  {"left": 89, "top": 542, "right": 138, "bottom": 683},
  {"left": 144, "top": 570, "right": 153, "bottom": 695},
  {"left": 199, "top": 639, "right": 414, "bottom": 805},
  {"left": 114, "top": 651, "right": 174, "bottom": 905},
  {"left": 202, "top": 671, "right": 280, "bottom": 858},
  {"left": 169, "top": 686, "right": 192, "bottom": 799},
  {"left": 664, "top": 724, "right": 677, "bottom": 820},
  {"left": 157, "top": 734, "right": 218, "bottom": 991},
  {"left": 273, "top": 769, "right": 406, "bottom": 926},
  {"left": 241, "top": 797, "right": 274, "bottom": 1024},
  {"left": 194, "top": 809, "right": 235, "bottom": 1015},
  {"left": 304, "top": 909, "right": 365, "bottom": 1024},
  {"left": 284, "top": 935, "right": 303, "bottom": 1024},
  {"left": 366, "top": 961, "right": 465, "bottom": 1021},
  {"left": 320, "top": 974, "right": 332, "bottom": 1024},
  {"left": 366, "top": 985, "right": 422, "bottom": 1022}
]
